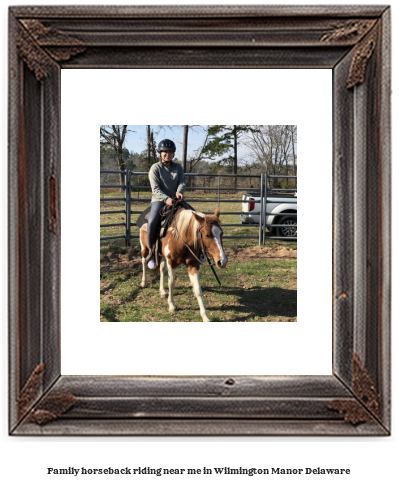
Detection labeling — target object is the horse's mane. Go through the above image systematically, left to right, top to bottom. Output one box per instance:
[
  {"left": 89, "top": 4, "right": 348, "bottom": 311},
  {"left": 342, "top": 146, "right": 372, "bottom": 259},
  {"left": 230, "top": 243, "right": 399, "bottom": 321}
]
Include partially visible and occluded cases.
[
  {"left": 172, "top": 209, "right": 221, "bottom": 248},
  {"left": 172, "top": 209, "right": 200, "bottom": 248}
]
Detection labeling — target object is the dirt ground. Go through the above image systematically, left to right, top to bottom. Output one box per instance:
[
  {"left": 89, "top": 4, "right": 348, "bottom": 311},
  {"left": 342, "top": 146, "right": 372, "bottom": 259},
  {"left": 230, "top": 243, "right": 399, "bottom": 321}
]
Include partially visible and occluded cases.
[
  {"left": 100, "top": 244, "right": 297, "bottom": 272},
  {"left": 224, "top": 245, "right": 297, "bottom": 261}
]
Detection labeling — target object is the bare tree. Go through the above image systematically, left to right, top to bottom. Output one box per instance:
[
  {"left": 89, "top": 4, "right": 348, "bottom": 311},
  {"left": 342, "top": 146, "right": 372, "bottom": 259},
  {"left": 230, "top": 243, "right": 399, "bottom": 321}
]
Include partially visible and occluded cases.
[
  {"left": 100, "top": 125, "right": 133, "bottom": 186},
  {"left": 242, "top": 125, "right": 297, "bottom": 183},
  {"left": 279, "top": 125, "right": 297, "bottom": 186},
  {"left": 289, "top": 125, "right": 297, "bottom": 176},
  {"left": 242, "top": 126, "right": 273, "bottom": 173},
  {"left": 187, "top": 129, "right": 210, "bottom": 173}
]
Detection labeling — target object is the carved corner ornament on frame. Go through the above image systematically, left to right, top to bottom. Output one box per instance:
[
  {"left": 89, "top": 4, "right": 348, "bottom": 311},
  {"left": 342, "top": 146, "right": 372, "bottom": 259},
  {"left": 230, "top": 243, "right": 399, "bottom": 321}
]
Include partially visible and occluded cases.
[{"left": 8, "top": 5, "right": 391, "bottom": 436}]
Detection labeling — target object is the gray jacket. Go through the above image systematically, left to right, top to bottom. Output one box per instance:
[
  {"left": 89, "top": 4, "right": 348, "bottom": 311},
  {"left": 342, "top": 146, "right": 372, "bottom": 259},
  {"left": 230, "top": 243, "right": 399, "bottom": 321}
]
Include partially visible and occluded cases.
[{"left": 148, "top": 161, "right": 186, "bottom": 203}]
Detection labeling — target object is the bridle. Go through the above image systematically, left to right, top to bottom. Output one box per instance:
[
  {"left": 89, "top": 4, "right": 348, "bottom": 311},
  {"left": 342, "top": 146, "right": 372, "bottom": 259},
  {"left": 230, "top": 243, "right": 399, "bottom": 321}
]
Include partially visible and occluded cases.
[{"left": 161, "top": 202, "right": 222, "bottom": 286}]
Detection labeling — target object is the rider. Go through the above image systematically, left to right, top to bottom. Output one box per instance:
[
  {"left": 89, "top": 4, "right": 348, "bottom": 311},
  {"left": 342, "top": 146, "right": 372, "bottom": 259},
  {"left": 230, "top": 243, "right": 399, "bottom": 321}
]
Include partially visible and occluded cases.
[{"left": 146, "top": 139, "right": 186, "bottom": 269}]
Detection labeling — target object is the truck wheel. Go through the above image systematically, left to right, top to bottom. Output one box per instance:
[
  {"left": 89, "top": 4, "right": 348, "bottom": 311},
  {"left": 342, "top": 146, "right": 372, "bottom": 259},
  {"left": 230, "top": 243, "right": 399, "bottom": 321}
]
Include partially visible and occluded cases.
[{"left": 276, "top": 216, "right": 297, "bottom": 238}]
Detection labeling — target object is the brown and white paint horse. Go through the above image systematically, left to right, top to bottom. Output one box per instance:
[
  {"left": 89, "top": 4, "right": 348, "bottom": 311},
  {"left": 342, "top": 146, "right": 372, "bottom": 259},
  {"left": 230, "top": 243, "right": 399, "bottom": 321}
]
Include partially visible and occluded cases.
[{"left": 139, "top": 208, "right": 228, "bottom": 322}]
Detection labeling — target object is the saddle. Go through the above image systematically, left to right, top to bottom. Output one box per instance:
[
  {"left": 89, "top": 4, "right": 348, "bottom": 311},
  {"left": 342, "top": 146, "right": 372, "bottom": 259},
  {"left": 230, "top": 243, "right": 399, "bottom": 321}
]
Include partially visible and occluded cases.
[
  {"left": 136, "top": 199, "right": 194, "bottom": 229},
  {"left": 149, "top": 200, "right": 194, "bottom": 267}
]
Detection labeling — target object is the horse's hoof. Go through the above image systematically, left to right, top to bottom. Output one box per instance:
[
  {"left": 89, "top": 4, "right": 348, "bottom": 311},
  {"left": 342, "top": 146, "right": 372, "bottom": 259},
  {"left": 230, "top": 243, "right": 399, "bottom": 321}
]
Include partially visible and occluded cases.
[
  {"left": 140, "top": 282, "right": 146, "bottom": 288},
  {"left": 160, "top": 290, "right": 167, "bottom": 299},
  {"left": 168, "top": 305, "right": 176, "bottom": 313},
  {"left": 202, "top": 317, "right": 211, "bottom": 322}
]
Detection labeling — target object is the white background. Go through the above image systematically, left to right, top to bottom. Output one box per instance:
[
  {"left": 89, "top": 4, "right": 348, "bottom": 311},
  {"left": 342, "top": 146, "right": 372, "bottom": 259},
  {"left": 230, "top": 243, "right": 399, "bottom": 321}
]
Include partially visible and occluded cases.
[
  {"left": 1, "top": 1, "right": 397, "bottom": 492},
  {"left": 61, "top": 68, "right": 332, "bottom": 376}
]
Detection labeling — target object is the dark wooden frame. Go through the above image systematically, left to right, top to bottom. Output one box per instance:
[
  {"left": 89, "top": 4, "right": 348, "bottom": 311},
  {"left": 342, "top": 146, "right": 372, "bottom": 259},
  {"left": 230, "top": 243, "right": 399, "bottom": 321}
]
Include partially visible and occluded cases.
[{"left": 9, "top": 5, "right": 391, "bottom": 436}]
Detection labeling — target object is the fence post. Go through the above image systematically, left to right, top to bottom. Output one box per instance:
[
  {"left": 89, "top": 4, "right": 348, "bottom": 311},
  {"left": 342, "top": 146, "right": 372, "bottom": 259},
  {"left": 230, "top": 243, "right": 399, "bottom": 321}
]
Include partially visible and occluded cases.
[
  {"left": 125, "top": 170, "right": 132, "bottom": 246},
  {"left": 259, "top": 173, "right": 264, "bottom": 245},
  {"left": 263, "top": 174, "right": 268, "bottom": 245},
  {"left": 218, "top": 175, "right": 221, "bottom": 208}
]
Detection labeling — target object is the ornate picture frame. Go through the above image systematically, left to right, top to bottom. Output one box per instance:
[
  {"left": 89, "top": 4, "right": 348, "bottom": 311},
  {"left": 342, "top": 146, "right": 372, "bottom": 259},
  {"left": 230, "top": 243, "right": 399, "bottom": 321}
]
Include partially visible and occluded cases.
[{"left": 9, "top": 5, "right": 391, "bottom": 435}]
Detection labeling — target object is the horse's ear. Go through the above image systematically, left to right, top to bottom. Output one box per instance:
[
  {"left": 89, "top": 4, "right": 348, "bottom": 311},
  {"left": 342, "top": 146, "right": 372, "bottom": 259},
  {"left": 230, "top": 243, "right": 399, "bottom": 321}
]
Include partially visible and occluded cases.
[
  {"left": 214, "top": 208, "right": 221, "bottom": 218},
  {"left": 192, "top": 211, "right": 205, "bottom": 223}
]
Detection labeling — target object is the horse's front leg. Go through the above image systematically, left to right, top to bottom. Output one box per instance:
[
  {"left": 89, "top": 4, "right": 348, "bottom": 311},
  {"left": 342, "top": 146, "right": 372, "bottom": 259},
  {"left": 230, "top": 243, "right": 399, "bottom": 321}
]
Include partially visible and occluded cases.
[
  {"left": 141, "top": 256, "right": 147, "bottom": 288},
  {"left": 159, "top": 259, "right": 167, "bottom": 298},
  {"left": 166, "top": 261, "right": 176, "bottom": 313},
  {"left": 188, "top": 266, "right": 210, "bottom": 322}
]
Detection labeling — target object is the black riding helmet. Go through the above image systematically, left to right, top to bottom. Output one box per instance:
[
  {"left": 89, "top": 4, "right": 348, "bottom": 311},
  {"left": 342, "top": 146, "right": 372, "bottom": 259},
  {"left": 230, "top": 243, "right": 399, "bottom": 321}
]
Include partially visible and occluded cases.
[{"left": 157, "top": 139, "right": 176, "bottom": 153}]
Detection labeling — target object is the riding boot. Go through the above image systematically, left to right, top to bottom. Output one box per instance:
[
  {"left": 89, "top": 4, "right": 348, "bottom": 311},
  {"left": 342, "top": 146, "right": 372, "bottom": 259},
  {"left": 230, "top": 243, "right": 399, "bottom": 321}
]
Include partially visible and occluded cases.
[{"left": 147, "top": 257, "right": 157, "bottom": 270}]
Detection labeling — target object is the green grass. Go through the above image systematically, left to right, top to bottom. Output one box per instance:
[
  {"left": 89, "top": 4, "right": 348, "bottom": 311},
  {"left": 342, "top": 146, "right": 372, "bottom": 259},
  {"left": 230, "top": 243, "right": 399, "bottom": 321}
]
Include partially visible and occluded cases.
[{"left": 100, "top": 248, "right": 297, "bottom": 322}]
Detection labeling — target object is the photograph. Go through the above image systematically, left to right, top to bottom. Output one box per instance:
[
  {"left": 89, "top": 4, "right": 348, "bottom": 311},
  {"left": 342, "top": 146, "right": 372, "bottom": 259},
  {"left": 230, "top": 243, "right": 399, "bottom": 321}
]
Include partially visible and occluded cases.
[{"left": 100, "top": 125, "right": 298, "bottom": 323}]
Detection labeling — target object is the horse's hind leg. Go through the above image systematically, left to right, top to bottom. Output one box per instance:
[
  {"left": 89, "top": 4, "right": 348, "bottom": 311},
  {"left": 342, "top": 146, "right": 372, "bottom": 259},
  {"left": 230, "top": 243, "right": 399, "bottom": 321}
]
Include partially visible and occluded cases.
[
  {"left": 140, "top": 227, "right": 149, "bottom": 288},
  {"left": 159, "top": 259, "right": 167, "bottom": 298},
  {"left": 188, "top": 266, "right": 210, "bottom": 322}
]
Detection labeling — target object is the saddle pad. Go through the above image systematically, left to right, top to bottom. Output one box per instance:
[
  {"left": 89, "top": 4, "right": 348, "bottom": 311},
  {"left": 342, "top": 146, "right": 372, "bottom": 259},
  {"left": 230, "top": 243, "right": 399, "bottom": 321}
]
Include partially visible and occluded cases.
[{"left": 135, "top": 205, "right": 151, "bottom": 228}]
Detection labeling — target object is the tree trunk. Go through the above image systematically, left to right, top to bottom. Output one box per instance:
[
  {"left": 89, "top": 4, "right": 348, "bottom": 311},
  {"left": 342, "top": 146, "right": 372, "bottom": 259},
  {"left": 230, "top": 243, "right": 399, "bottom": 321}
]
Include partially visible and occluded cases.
[
  {"left": 100, "top": 125, "right": 129, "bottom": 188},
  {"left": 146, "top": 125, "right": 151, "bottom": 170},
  {"left": 182, "top": 125, "right": 188, "bottom": 172},
  {"left": 151, "top": 130, "right": 157, "bottom": 164},
  {"left": 117, "top": 149, "right": 125, "bottom": 187}
]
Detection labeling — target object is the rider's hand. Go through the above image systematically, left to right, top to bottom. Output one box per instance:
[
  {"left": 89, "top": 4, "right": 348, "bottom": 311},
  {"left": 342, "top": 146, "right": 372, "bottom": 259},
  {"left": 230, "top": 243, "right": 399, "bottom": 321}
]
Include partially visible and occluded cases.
[
  {"left": 176, "top": 193, "right": 184, "bottom": 201},
  {"left": 166, "top": 198, "right": 173, "bottom": 206}
]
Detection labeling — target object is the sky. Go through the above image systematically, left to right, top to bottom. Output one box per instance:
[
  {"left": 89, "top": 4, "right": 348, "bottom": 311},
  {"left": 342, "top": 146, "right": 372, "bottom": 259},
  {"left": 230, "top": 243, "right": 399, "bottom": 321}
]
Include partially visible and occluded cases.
[
  {"left": 124, "top": 125, "right": 252, "bottom": 162},
  {"left": 124, "top": 125, "right": 207, "bottom": 159}
]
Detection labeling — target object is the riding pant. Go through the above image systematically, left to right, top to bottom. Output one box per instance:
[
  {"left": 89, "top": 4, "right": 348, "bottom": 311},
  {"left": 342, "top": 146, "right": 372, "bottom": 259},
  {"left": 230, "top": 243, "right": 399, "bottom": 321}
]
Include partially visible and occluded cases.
[{"left": 147, "top": 200, "right": 165, "bottom": 251}]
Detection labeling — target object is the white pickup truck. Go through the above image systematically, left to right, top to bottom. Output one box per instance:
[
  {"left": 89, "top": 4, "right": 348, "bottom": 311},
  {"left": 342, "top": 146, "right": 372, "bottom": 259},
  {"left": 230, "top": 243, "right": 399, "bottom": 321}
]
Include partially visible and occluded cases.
[{"left": 240, "top": 193, "right": 297, "bottom": 238}]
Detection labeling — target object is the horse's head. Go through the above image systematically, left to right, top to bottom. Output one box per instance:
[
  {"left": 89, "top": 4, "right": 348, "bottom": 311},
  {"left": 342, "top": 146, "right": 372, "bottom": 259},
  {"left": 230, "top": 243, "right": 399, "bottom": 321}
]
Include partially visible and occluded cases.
[{"left": 194, "top": 209, "right": 228, "bottom": 268}]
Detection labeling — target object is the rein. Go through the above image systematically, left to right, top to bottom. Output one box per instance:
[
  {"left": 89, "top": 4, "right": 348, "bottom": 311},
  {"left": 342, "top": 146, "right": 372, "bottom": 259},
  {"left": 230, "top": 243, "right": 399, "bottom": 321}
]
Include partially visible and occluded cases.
[
  {"left": 160, "top": 199, "right": 181, "bottom": 237},
  {"left": 198, "top": 230, "right": 222, "bottom": 286}
]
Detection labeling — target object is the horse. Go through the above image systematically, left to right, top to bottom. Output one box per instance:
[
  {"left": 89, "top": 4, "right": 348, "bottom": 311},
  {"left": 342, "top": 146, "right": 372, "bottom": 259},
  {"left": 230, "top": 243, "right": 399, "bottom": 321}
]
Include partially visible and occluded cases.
[{"left": 139, "top": 208, "right": 228, "bottom": 322}]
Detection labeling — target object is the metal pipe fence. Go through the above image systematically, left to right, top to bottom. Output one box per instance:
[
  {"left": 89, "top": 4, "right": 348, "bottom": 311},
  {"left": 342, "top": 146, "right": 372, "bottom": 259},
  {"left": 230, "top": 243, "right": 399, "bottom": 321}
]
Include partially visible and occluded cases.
[{"left": 100, "top": 170, "right": 297, "bottom": 246}]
